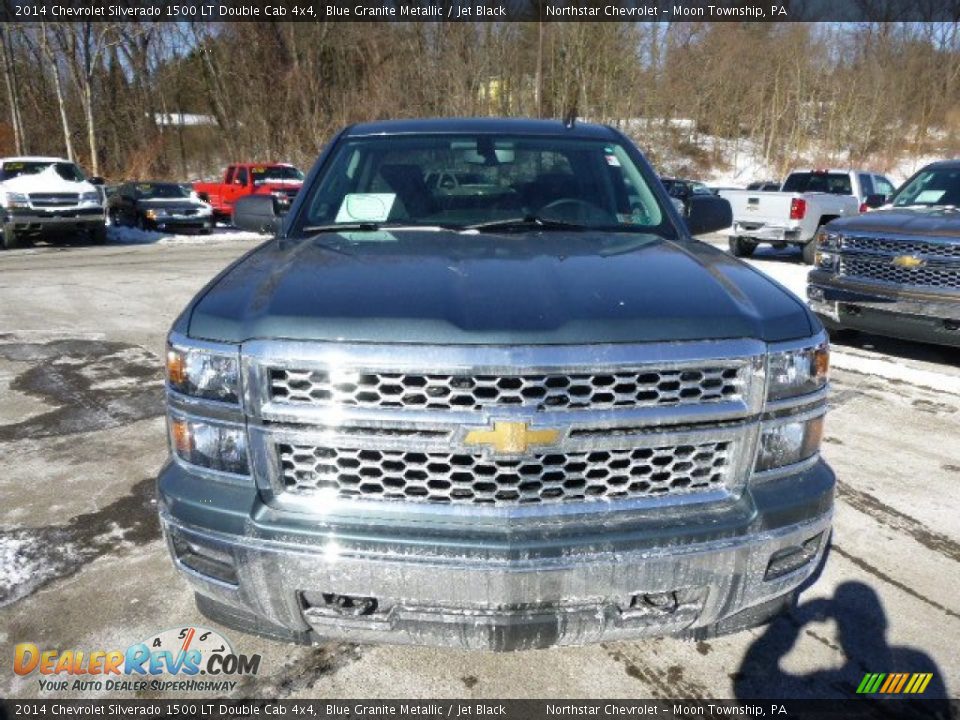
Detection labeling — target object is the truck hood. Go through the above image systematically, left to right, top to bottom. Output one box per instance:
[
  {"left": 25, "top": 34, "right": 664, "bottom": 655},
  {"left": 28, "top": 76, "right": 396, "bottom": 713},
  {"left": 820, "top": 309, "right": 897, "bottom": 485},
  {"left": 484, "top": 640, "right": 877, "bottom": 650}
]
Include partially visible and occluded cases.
[
  {"left": 0, "top": 165, "right": 96, "bottom": 195},
  {"left": 828, "top": 207, "right": 960, "bottom": 239},
  {"left": 187, "top": 231, "right": 814, "bottom": 345}
]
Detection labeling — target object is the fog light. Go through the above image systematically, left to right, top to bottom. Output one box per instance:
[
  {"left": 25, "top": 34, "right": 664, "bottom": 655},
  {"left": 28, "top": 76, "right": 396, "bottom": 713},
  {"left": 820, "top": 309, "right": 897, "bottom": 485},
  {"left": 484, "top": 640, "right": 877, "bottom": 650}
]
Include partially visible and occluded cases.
[
  {"left": 169, "top": 415, "right": 249, "bottom": 475},
  {"left": 755, "top": 415, "right": 824, "bottom": 471},
  {"left": 764, "top": 533, "right": 823, "bottom": 580},
  {"left": 171, "top": 534, "right": 238, "bottom": 585},
  {"left": 301, "top": 591, "right": 378, "bottom": 617}
]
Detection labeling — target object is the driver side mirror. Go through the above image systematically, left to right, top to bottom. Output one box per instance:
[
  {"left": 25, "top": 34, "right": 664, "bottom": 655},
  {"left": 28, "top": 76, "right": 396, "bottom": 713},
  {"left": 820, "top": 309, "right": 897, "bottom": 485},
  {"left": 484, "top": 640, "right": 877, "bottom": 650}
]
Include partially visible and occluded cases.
[
  {"left": 88, "top": 176, "right": 105, "bottom": 186},
  {"left": 864, "top": 193, "right": 887, "bottom": 209},
  {"left": 684, "top": 194, "right": 733, "bottom": 236},
  {"left": 234, "top": 195, "right": 282, "bottom": 235}
]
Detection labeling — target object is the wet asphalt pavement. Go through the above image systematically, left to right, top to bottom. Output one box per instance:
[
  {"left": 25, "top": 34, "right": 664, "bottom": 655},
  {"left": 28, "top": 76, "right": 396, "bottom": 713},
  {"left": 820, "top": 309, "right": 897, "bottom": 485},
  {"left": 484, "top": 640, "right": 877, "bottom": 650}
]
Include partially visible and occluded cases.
[{"left": 0, "top": 236, "right": 958, "bottom": 700}]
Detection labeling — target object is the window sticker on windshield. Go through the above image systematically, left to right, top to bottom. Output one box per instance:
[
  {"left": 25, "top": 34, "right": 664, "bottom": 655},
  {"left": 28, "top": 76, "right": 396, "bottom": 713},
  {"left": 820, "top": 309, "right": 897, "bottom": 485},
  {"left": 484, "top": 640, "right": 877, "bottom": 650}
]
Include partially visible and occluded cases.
[
  {"left": 605, "top": 154, "right": 621, "bottom": 167},
  {"left": 5, "top": 163, "right": 24, "bottom": 170},
  {"left": 137, "top": 184, "right": 153, "bottom": 191},
  {"left": 914, "top": 189, "right": 945, "bottom": 204},
  {"left": 336, "top": 193, "right": 396, "bottom": 223},
  {"left": 338, "top": 231, "right": 397, "bottom": 243}
]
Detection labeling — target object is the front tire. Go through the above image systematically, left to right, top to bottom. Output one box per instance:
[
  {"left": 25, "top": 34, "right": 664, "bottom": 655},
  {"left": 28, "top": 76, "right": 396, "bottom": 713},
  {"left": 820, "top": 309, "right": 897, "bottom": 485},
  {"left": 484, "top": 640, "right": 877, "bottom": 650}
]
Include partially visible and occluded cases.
[
  {"left": 88, "top": 223, "right": 107, "bottom": 245},
  {"left": 2, "top": 224, "right": 23, "bottom": 250},
  {"left": 729, "top": 236, "right": 757, "bottom": 258}
]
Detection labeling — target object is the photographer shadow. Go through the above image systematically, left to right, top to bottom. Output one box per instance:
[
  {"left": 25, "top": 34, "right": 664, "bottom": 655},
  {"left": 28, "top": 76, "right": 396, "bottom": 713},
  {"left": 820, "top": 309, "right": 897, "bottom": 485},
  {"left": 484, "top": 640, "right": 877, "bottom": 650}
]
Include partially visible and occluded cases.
[{"left": 733, "top": 571, "right": 948, "bottom": 707}]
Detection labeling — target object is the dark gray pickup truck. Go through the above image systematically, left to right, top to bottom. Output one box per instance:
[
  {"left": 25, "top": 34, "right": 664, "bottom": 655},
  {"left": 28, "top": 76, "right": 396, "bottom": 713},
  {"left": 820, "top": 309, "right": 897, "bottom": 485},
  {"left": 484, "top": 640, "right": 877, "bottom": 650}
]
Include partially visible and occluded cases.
[
  {"left": 159, "top": 118, "right": 834, "bottom": 650},
  {"left": 808, "top": 160, "right": 960, "bottom": 348}
]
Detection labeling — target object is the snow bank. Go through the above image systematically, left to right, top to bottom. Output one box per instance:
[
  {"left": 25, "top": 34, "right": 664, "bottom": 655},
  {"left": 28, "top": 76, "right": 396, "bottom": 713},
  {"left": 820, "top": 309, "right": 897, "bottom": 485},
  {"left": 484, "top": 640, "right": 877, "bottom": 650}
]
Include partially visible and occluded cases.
[{"left": 108, "top": 225, "right": 268, "bottom": 246}]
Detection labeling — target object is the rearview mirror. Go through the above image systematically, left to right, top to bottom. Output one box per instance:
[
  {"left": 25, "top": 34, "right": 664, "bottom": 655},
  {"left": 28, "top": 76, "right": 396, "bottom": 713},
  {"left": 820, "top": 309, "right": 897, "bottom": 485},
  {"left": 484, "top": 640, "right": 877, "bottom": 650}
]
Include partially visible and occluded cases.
[
  {"left": 864, "top": 193, "right": 887, "bottom": 209},
  {"left": 684, "top": 194, "right": 733, "bottom": 236},
  {"left": 234, "top": 195, "right": 282, "bottom": 235}
]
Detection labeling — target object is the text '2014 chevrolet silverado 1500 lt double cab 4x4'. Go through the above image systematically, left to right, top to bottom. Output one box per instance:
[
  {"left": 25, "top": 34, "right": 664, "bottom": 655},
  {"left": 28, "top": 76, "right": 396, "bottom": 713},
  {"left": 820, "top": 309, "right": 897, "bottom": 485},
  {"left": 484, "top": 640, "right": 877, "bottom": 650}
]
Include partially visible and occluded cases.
[
  {"left": 159, "top": 119, "right": 834, "bottom": 651},
  {"left": 809, "top": 160, "right": 960, "bottom": 348},
  {"left": 719, "top": 169, "right": 891, "bottom": 264}
]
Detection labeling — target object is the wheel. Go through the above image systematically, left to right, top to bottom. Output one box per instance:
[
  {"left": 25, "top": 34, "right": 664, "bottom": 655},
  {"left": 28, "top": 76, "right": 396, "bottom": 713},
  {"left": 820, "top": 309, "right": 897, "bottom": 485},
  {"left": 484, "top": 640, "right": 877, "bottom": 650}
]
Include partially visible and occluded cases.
[
  {"left": 88, "top": 223, "right": 107, "bottom": 245},
  {"left": 2, "top": 224, "right": 22, "bottom": 250},
  {"left": 728, "top": 236, "right": 757, "bottom": 257},
  {"left": 802, "top": 239, "right": 817, "bottom": 265}
]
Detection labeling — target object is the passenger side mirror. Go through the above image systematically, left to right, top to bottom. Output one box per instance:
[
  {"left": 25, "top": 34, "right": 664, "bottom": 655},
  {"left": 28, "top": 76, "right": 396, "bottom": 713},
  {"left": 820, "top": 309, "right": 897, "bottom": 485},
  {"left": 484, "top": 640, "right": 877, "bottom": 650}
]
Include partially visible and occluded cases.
[
  {"left": 864, "top": 193, "right": 887, "bottom": 209},
  {"left": 684, "top": 194, "right": 733, "bottom": 236},
  {"left": 234, "top": 195, "right": 282, "bottom": 235}
]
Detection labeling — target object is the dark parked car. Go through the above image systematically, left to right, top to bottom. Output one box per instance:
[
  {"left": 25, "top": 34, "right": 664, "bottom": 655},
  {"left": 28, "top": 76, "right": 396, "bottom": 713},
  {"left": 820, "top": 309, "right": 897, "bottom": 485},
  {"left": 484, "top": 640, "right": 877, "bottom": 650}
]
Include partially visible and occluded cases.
[
  {"left": 808, "top": 159, "right": 960, "bottom": 347},
  {"left": 660, "top": 177, "right": 714, "bottom": 204},
  {"left": 108, "top": 181, "right": 214, "bottom": 233}
]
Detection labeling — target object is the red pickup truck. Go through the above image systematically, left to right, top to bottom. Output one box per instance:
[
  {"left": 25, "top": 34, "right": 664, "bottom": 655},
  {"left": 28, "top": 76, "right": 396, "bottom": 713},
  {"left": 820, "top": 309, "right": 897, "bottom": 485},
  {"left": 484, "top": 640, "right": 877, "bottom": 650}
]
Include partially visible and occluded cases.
[{"left": 193, "top": 163, "right": 304, "bottom": 221}]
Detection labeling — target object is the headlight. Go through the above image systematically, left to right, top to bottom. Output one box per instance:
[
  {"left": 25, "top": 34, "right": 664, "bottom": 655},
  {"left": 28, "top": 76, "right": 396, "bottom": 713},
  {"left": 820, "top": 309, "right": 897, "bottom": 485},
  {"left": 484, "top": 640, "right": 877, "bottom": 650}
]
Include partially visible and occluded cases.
[
  {"left": 1, "top": 191, "right": 29, "bottom": 209},
  {"left": 80, "top": 191, "right": 101, "bottom": 204},
  {"left": 146, "top": 209, "right": 169, "bottom": 220},
  {"left": 815, "top": 228, "right": 841, "bottom": 251},
  {"left": 766, "top": 342, "right": 829, "bottom": 401},
  {"left": 166, "top": 343, "right": 240, "bottom": 403},
  {"left": 169, "top": 415, "right": 248, "bottom": 475},
  {"left": 755, "top": 415, "right": 824, "bottom": 471}
]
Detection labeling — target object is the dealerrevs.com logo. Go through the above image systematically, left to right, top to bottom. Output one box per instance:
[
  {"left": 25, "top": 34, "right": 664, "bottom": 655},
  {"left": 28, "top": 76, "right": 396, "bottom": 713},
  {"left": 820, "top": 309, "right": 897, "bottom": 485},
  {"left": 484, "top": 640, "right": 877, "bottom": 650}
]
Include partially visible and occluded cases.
[{"left": 14, "top": 626, "right": 261, "bottom": 693}]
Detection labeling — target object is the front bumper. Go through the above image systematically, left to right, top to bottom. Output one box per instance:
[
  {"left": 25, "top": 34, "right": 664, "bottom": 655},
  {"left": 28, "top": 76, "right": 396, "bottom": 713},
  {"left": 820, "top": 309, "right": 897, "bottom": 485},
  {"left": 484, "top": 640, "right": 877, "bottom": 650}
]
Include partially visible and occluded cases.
[
  {"left": 2, "top": 207, "right": 104, "bottom": 234},
  {"left": 731, "top": 222, "right": 803, "bottom": 245},
  {"left": 808, "top": 273, "right": 960, "bottom": 347},
  {"left": 158, "top": 459, "right": 834, "bottom": 650}
]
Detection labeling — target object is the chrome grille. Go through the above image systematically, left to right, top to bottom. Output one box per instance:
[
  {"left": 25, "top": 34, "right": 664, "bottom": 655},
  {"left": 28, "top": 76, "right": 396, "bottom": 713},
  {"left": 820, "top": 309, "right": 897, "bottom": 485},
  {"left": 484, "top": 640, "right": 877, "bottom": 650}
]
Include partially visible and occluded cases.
[
  {"left": 29, "top": 192, "right": 79, "bottom": 207},
  {"left": 842, "top": 234, "right": 960, "bottom": 261},
  {"left": 839, "top": 256, "right": 960, "bottom": 290},
  {"left": 268, "top": 366, "right": 745, "bottom": 412},
  {"left": 278, "top": 441, "right": 733, "bottom": 506}
]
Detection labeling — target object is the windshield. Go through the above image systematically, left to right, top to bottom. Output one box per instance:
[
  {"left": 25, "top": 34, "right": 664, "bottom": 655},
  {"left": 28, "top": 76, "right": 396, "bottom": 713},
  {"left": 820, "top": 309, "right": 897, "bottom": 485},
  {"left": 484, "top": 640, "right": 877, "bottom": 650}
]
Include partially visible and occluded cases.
[
  {"left": 295, "top": 134, "right": 668, "bottom": 234},
  {"left": 0, "top": 161, "right": 86, "bottom": 183},
  {"left": 251, "top": 166, "right": 304, "bottom": 185},
  {"left": 891, "top": 168, "right": 960, "bottom": 208},
  {"left": 782, "top": 172, "right": 852, "bottom": 195},
  {"left": 135, "top": 183, "right": 191, "bottom": 199}
]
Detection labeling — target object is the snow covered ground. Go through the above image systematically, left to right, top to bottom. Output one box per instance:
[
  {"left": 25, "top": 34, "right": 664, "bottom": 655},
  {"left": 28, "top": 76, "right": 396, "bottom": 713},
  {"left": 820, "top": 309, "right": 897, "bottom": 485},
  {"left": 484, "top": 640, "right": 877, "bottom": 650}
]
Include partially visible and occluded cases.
[{"left": 107, "top": 223, "right": 268, "bottom": 246}]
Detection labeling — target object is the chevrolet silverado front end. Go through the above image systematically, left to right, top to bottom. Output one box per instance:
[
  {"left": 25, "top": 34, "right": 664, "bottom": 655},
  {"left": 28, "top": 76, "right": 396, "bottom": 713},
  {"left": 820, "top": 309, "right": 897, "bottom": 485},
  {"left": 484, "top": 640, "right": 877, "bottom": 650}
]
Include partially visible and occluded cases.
[{"left": 158, "top": 119, "right": 834, "bottom": 650}]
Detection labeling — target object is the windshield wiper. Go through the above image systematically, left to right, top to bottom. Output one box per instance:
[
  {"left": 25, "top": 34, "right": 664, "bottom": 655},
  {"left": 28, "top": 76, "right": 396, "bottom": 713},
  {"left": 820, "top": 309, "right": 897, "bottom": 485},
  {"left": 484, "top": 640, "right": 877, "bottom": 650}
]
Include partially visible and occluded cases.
[
  {"left": 462, "top": 216, "right": 591, "bottom": 232},
  {"left": 302, "top": 222, "right": 459, "bottom": 234}
]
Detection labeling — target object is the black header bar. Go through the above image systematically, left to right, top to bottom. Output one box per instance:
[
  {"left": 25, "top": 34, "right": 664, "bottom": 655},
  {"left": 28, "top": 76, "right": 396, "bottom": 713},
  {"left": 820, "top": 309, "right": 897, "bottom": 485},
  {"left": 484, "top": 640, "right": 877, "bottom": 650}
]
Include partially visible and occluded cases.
[
  {"left": 2, "top": 0, "right": 960, "bottom": 22},
  {"left": 1, "top": 699, "right": 956, "bottom": 720}
]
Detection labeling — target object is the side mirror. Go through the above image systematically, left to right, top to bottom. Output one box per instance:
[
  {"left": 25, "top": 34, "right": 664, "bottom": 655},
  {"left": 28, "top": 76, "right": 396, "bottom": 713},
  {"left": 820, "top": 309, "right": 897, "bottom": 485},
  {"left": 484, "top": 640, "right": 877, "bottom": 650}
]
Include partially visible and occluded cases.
[
  {"left": 88, "top": 176, "right": 105, "bottom": 186},
  {"left": 864, "top": 193, "right": 887, "bottom": 209},
  {"left": 685, "top": 194, "right": 733, "bottom": 236},
  {"left": 234, "top": 195, "right": 282, "bottom": 235}
]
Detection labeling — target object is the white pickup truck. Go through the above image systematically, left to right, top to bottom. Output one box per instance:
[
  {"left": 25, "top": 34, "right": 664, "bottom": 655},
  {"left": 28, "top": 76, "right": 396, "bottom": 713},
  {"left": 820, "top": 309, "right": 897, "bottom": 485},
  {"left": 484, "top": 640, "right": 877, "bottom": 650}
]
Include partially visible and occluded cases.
[
  {"left": 0, "top": 156, "right": 106, "bottom": 249},
  {"left": 719, "top": 169, "right": 893, "bottom": 264}
]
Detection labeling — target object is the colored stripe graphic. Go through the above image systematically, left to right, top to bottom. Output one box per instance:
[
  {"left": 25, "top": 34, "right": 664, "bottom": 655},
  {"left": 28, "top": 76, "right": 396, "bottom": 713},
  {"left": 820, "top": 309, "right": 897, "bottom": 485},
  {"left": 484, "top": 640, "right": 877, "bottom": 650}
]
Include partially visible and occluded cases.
[{"left": 857, "top": 672, "right": 933, "bottom": 694}]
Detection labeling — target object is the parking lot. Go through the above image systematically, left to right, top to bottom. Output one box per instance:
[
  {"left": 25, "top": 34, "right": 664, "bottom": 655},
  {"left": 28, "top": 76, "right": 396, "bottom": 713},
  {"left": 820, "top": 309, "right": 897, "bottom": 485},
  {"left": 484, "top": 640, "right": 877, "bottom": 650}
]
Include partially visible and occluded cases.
[{"left": 1, "top": 232, "right": 958, "bottom": 700}]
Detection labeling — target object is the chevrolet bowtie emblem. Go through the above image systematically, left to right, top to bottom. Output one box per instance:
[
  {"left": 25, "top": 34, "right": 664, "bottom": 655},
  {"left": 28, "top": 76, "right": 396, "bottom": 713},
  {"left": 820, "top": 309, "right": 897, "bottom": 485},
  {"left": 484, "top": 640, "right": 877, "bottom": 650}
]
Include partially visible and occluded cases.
[
  {"left": 892, "top": 255, "right": 925, "bottom": 269},
  {"left": 464, "top": 421, "right": 560, "bottom": 454}
]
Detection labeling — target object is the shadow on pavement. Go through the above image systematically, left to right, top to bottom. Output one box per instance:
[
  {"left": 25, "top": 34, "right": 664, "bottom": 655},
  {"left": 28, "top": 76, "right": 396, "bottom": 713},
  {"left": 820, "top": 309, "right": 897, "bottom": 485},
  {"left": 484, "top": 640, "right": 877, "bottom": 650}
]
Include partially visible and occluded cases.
[{"left": 734, "top": 573, "right": 949, "bottom": 711}]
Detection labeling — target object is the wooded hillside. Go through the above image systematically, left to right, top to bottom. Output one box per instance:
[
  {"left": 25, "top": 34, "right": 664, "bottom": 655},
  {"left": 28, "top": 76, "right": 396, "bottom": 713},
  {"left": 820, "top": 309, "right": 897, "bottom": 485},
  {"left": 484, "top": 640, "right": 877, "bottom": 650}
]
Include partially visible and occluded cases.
[{"left": 1, "top": 21, "right": 958, "bottom": 180}]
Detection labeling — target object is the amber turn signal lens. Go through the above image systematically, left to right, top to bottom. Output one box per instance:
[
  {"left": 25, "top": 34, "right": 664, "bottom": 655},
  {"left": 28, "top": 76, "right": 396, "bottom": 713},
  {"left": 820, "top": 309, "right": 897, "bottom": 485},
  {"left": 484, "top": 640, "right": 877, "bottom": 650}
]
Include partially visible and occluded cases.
[
  {"left": 814, "top": 346, "right": 830, "bottom": 380},
  {"left": 166, "top": 348, "right": 186, "bottom": 386},
  {"left": 802, "top": 415, "right": 825, "bottom": 458},
  {"left": 170, "top": 418, "right": 192, "bottom": 455}
]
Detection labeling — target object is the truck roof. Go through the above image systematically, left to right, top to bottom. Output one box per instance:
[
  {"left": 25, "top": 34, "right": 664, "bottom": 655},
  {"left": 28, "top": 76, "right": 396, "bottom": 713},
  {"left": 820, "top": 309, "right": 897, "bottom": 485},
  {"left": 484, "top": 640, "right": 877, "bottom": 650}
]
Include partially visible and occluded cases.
[
  {"left": 344, "top": 117, "right": 621, "bottom": 140},
  {"left": 1, "top": 156, "right": 71, "bottom": 164},
  {"left": 920, "top": 159, "right": 960, "bottom": 170}
]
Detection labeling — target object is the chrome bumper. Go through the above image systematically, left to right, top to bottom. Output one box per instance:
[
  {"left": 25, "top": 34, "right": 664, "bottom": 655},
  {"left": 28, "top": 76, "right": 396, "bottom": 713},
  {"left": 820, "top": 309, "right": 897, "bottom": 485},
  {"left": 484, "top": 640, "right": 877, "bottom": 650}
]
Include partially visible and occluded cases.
[{"left": 159, "top": 465, "right": 833, "bottom": 651}]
